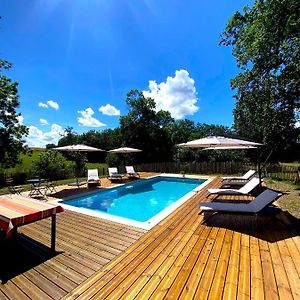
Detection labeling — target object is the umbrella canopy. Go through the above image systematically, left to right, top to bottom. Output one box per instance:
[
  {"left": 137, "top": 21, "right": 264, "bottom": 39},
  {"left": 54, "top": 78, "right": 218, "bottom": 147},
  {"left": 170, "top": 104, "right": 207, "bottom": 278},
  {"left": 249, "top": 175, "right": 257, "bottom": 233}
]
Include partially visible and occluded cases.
[
  {"left": 178, "top": 136, "right": 262, "bottom": 149},
  {"left": 54, "top": 144, "right": 105, "bottom": 152},
  {"left": 108, "top": 147, "right": 142, "bottom": 153}
]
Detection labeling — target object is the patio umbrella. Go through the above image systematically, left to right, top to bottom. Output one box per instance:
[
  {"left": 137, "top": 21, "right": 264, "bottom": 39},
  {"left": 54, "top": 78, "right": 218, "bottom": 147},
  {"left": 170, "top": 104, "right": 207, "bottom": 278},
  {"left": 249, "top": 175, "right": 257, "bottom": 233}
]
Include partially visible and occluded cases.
[
  {"left": 178, "top": 136, "right": 263, "bottom": 184},
  {"left": 178, "top": 136, "right": 262, "bottom": 148},
  {"left": 54, "top": 144, "right": 105, "bottom": 186},
  {"left": 55, "top": 144, "right": 105, "bottom": 152},
  {"left": 108, "top": 147, "right": 142, "bottom": 153},
  {"left": 108, "top": 147, "right": 142, "bottom": 171}
]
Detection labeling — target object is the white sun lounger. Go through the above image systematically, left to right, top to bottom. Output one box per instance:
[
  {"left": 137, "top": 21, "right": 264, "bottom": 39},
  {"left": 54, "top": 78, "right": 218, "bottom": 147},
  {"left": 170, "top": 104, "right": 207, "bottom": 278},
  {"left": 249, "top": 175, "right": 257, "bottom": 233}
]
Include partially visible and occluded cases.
[
  {"left": 126, "top": 166, "right": 140, "bottom": 178},
  {"left": 108, "top": 167, "right": 123, "bottom": 181},
  {"left": 87, "top": 169, "right": 100, "bottom": 187},
  {"left": 221, "top": 169, "right": 256, "bottom": 181},
  {"left": 208, "top": 177, "right": 260, "bottom": 195},
  {"left": 200, "top": 189, "right": 281, "bottom": 214}
]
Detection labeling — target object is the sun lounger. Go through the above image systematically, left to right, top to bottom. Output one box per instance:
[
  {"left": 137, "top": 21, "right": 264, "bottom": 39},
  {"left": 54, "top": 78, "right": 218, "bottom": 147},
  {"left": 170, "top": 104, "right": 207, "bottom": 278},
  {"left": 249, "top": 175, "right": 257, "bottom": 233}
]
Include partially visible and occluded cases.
[
  {"left": 126, "top": 166, "right": 140, "bottom": 179},
  {"left": 107, "top": 167, "right": 124, "bottom": 182},
  {"left": 87, "top": 169, "right": 101, "bottom": 187},
  {"left": 221, "top": 169, "right": 256, "bottom": 181},
  {"left": 208, "top": 177, "right": 260, "bottom": 195},
  {"left": 68, "top": 181, "right": 86, "bottom": 188},
  {"left": 200, "top": 189, "right": 281, "bottom": 222}
]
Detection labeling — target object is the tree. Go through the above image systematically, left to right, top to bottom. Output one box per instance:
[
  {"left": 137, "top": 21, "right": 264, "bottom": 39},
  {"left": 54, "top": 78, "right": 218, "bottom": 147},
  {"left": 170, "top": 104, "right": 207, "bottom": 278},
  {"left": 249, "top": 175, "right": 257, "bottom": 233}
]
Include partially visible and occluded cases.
[
  {"left": 220, "top": 0, "right": 300, "bottom": 156},
  {"left": 0, "top": 59, "right": 28, "bottom": 168},
  {"left": 120, "top": 90, "right": 174, "bottom": 162},
  {"left": 57, "top": 127, "right": 79, "bottom": 146},
  {"left": 46, "top": 143, "right": 56, "bottom": 149},
  {"left": 31, "top": 151, "right": 69, "bottom": 180}
]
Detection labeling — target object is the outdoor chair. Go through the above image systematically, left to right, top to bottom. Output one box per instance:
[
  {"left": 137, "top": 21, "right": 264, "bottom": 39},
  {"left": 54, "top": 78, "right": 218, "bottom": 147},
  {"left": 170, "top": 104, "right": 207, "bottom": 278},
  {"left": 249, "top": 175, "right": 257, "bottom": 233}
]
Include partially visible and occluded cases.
[
  {"left": 126, "top": 166, "right": 140, "bottom": 179},
  {"left": 107, "top": 167, "right": 124, "bottom": 182},
  {"left": 87, "top": 169, "right": 101, "bottom": 187},
  {"left": 221, "top": 169, "right": 256, "bottom": 182},
  {"left": 208, "top": 177, "right": 260, "bottom": 196},
  {"left": 5, "top": 178, "right": 23, "bottom": 195},
  {"left": 45, "top": 180, "right": 57, "bottom": 195},
  {"left": 200, "top": 188, "right": 282, "bottom": 223}
]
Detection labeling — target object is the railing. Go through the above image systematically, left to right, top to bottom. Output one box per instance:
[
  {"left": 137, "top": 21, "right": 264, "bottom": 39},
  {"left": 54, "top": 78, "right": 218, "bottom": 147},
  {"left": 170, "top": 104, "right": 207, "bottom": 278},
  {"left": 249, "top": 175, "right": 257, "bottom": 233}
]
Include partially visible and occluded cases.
[{"left": 136, "top": 162, "right": 299, "bottom": 181}]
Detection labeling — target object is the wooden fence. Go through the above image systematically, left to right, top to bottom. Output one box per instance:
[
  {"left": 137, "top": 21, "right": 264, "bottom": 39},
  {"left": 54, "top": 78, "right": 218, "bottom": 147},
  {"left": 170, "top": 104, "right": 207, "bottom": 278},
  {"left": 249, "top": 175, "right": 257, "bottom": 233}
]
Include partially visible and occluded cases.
[{"left": 136, "top": 162, "right": 300, "bottom": 181}]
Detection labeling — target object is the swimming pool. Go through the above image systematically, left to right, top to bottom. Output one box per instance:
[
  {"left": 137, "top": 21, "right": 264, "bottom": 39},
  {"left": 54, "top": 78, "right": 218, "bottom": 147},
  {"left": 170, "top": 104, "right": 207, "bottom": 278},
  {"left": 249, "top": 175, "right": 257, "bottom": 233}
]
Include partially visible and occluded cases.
[{"left": 61, "top": 175, "right": 210, "bottom": 230}]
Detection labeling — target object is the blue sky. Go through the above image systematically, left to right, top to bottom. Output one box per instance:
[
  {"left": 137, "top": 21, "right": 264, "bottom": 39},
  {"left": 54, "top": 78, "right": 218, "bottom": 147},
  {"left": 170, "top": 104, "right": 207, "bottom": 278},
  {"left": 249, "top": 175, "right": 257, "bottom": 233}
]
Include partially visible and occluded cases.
[{"left": 1, "top": 0, "right": 251, "bottom": 147}]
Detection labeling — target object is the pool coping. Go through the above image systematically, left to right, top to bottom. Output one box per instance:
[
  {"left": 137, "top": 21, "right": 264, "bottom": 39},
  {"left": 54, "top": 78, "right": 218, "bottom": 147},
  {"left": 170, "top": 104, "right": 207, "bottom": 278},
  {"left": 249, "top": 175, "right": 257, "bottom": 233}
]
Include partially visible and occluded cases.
[{"left": 58, "top": 174, "right": 214, "bottom": 231}]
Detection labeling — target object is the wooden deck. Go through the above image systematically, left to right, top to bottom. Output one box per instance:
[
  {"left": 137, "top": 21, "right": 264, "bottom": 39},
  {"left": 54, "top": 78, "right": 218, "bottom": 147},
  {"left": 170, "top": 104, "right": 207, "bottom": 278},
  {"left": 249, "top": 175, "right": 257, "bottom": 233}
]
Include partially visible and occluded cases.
[
  {"left": 1, "top": 175, "right": 300, "bottom": 299},
  {"left": 63, "top": 177, "right": 300, "bottom": 300}
]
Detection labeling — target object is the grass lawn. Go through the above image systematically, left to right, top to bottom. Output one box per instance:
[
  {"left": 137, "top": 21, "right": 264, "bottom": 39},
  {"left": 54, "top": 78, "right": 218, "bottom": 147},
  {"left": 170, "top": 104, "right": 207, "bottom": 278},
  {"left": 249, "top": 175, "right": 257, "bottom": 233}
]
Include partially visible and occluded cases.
[
  {"left": 3, "top": 149, "right": 108, "bottom": 176},
  {"left": 5, "top": 149, "right": 46, "bottom": 174},
  {"left": 265, "top": 178, "right": 300, "bottom": 219}
]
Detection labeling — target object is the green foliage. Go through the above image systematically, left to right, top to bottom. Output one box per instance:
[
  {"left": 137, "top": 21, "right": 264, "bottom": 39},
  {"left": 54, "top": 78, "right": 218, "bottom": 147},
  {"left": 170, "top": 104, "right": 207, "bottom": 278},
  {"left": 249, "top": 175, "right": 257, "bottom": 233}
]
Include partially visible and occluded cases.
[
  {"left": 220, "top": 0, "right": 300, "bottom": 156},
  {"left": 0, "top": 59, "right": 28, "bottom": 168},
  {"left": 120, "top": 90, "right": 174, "bottom": 162},
  {"left": 57, "top": 127, "right": 79, "bottom": 146},
  {"left": 46, "top": 143, "right": 56, "bottom": 149},
  {"left": 5, "top": 149, "right": 43, "bottom": 174},
  {"left": 31, "top": 151, "right": 69, "bottom": 180},
  {"left": 69, "top": 152, "right": 87, "bottom": 178},
  {"left": 105, "top": 153, "right": 121, "bottom": 167}
]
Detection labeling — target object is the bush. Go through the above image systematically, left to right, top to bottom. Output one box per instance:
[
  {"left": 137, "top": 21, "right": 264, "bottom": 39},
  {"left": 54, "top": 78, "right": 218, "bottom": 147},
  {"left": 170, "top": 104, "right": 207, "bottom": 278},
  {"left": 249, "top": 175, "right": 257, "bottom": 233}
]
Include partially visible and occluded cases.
[
  {"left": 31, "top": 151, "right": 69, "bottom": 180},
  {"left": 105, "top": 153, "right": 120, "bottom": 167}
]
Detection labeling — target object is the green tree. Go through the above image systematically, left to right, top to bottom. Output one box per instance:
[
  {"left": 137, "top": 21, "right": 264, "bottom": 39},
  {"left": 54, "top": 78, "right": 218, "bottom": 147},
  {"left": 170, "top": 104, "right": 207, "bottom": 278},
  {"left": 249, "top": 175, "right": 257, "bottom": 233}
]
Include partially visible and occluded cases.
[
  {"left": 220, "top": 0, "right": 300, "bottom": 155},
  {"left": 0, "top": 59, "right": 28, "bottom": 168},
  {"left": 120, "top": 90, "right": 174, "bottom": 162},
  {"left": 57, "top": 127, "right": 79, "bottom": 146},
  {"left": 31, "top": 151, "right": 69, "bottom": 180}
]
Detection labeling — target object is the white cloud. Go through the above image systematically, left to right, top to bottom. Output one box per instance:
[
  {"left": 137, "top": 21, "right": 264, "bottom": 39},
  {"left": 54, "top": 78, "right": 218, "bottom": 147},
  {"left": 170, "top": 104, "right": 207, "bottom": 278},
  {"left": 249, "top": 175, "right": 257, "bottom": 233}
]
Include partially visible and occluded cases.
[
  {"left": 143, "top": 69, "right": 199, "bottom": 119},
  {"left": 38, "top": 100, "right": 60, "bottom": 110},
  {"left": 47, "top": 100, "right": 59, "bottom": 110},
  {"left": 38, "top": 102, "right": 48, "bottom": 108},
  {"left": 99, "top": 104, "right": 120, "bottom": 116},
  {"left": 78, "top": 107, "right": 106, "bottom": 127},
  {"left": 17, "top": 115, "right": 24, "bottom": 124},
  {"left": 40, "top": 118, "right": 49, "bottom": 125},
  {"left": 26, "top": 123, "right": 64, "bottom": 147}
]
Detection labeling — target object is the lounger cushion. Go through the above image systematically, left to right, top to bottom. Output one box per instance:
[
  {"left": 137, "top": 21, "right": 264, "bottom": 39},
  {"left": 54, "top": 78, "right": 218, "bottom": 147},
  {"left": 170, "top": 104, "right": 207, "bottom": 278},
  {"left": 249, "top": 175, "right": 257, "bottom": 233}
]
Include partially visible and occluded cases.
[{"left": 200, "top": 189, "right": 281, "bottom": 214}]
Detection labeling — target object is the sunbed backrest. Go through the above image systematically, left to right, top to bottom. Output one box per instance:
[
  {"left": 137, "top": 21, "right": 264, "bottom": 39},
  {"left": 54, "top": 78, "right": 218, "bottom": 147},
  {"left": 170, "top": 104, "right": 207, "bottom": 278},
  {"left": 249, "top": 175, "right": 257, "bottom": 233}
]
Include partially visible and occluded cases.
[
  {"left": 126, "top": 166, "right": 134, "bottom": 173},
  {"left": 109, "top": 167, "right": 118, "bottom": 176},
  {"left": 88, "top": 169, "right": 98, "bottom": 178},
  {"left": 242, "top": 169, "right": 256, "bottom": 179},
  {"left": 239, "top": 178, "right": 260, "bottom": 194},
  {"left": 248, "top": 189, "right": 280, "bottom": 213}
]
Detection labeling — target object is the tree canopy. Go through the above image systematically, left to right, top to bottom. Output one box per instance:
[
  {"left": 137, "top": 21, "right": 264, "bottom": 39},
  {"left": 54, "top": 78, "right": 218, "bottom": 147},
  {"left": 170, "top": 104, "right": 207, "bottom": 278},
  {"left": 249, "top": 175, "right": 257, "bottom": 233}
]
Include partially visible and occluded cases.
[
  {"left": 220, "top": 0, "right": 300, "bottom": 156},
  {"left": 0, "top": 59, "right": 28, "bottom": 168},
  {"left": 55, "top": 90, "right": 246, "bottom": 164},
  {"left": 119, "top": 90, "right": 174, "bottom": 162}
]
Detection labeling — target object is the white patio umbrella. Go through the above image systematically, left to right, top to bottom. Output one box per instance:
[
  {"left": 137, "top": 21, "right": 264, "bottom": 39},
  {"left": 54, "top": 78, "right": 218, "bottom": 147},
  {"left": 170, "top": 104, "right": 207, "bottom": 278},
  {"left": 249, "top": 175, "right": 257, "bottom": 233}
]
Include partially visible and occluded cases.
[
  {"left": 178, "top": 136, "right": 263, "bottom": 184},
  {"left": 178, "top": 136, "right": 262, "bottom": 148},
  {"left": 54, "top": 144, "right": 105, "bottom": 186},
  {"left": 55, "top": 144, "right": 105, "bottom": 152},
  {"left": 108, "top": 147, "right": 142, "bottom": 153},
  {"left": 108, "top": 147, "right": 142, "bottom": 172}
]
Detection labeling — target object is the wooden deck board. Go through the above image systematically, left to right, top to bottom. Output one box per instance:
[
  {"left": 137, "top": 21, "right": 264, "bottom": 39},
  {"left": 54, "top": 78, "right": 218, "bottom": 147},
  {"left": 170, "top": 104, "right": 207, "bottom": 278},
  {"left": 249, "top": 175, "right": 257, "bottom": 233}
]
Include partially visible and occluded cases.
[
  {"left": 0, "top": 174, "right": 150, "bottom": 300},
  {"left": 1, "top": 174, "right": 300, "bottom": 300},
  {"left": 63, "top": 176, "right": 300, "bottom": 300}
]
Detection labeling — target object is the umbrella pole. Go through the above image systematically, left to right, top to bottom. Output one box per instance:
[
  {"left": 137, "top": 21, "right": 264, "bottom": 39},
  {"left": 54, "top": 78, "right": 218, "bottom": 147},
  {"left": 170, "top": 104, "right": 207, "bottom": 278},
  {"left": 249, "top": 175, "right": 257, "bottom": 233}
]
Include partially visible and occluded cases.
[{"left": 257, "top": 148, "right": 273, "bottom": 187}]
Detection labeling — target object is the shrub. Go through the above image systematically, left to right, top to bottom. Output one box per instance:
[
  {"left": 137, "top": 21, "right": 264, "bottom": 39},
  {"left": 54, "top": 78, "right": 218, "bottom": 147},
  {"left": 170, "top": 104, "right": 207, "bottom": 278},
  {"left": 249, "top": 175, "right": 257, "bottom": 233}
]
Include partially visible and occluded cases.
[
  {"left": 31, "top": 151, "right": 69, "bottom": 180},
  {"left": 105, "top": 153, "right": 120, "bottom": 167}
]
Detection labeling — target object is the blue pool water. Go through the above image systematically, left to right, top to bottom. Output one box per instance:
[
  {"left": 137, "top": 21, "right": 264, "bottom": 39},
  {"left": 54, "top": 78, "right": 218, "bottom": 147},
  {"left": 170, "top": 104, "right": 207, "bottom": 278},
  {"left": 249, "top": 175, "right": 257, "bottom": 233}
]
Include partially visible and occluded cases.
[{"left": 63, "top": 176, "right": 205, "bottom": 222}]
